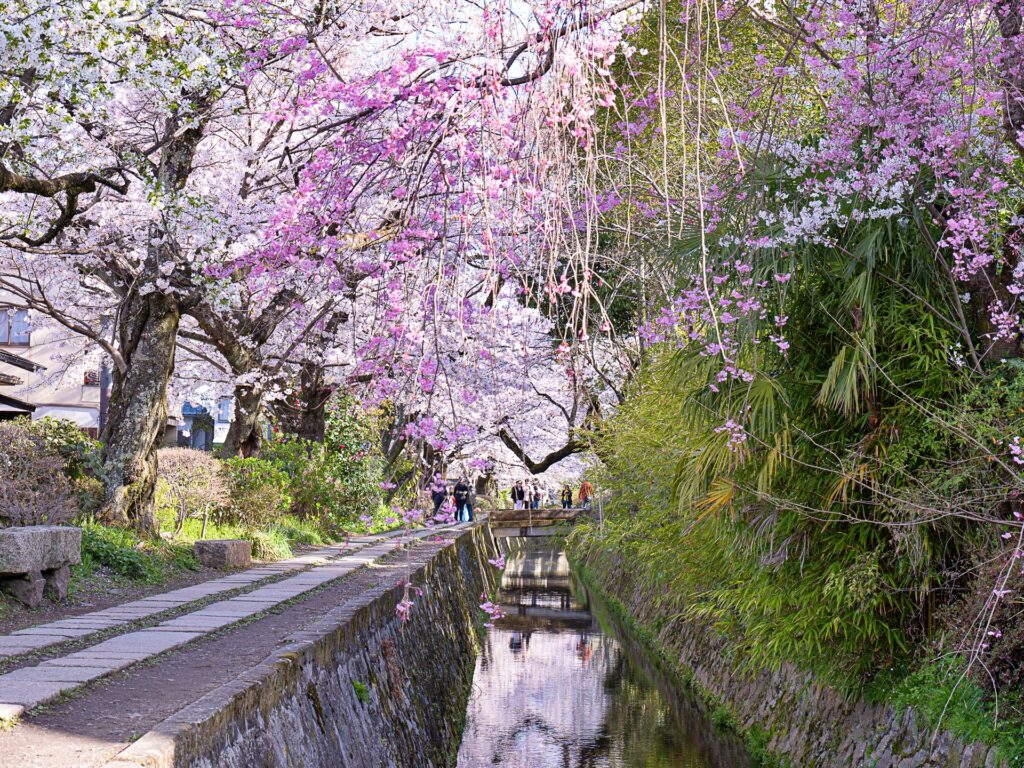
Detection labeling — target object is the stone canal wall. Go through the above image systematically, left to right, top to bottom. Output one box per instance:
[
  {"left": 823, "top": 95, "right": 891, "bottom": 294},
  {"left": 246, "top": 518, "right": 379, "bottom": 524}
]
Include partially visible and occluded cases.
[
  {"left": 116, "top": 526, "right": 498, "bottom": 768},
  {"left": 571, "top": 545, "right": 1006, "bottom": 768}
]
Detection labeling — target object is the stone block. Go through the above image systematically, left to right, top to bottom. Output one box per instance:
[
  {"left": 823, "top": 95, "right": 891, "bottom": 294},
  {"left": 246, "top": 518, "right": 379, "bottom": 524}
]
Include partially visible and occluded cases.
[
  {"left": 0, "top": 525, "right": 82, "bottom": 575},
  {"left": 0, "top": 526, "right": 81, "bottom": 607},
  {"left": 194, "top": 539, "right": 252, "bottom": 570},
  {"left": 43, "top": 563, "right": 71, "bottom": 601},
  {"left": 0, "top": 571, "right": 45, "bottom": 607},
  {"left": 0, "top": 678, "right": 75, "bottom": 708}
]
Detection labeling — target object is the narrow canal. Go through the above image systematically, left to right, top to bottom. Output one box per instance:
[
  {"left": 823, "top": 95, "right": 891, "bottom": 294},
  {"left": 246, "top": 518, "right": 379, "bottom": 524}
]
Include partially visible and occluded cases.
[{"left": 456, "top": 545, "right": 753, "bottom": 767}]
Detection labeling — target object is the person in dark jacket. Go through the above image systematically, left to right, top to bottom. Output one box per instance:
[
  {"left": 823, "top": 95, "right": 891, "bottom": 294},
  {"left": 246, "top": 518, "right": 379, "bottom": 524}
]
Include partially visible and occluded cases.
[
  {"left": 431, "top": 478, "right": 449, "bottom": 516},
  {"left": 454, "top": 478, "right": 473, "bottom": 522},
  {"left": 511, "top": 480, "right": 527, "bottom": 510},
  {"left": 560, "top": 485, "right": 573, "bottom": 509}
]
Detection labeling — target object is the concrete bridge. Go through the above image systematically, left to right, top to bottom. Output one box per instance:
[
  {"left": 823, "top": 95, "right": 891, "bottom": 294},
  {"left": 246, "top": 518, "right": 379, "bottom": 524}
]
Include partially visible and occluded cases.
[{"left": 486, "top": 507, "right": 586, "bottom": 538}]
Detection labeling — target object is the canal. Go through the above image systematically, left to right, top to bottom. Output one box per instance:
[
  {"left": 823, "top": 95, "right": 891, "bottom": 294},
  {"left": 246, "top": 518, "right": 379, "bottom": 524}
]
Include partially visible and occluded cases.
[{"left": 456, "top": 544, "right": 753, "bottom": 767}]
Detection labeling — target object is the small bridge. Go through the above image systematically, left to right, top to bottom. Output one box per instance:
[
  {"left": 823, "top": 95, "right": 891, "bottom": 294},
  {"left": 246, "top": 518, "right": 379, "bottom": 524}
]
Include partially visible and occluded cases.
[{"left": 487, "top": 507, "right": 585, "bottom": 538}]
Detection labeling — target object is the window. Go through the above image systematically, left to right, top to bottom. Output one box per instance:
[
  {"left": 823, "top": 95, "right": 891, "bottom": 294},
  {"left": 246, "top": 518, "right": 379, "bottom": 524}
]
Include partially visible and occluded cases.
[
  {"left": 0, "top": 308, "right": 30, "bottom": 346},
  {"left": 217, "top": 399, "right": 231, "bottom": 423}
]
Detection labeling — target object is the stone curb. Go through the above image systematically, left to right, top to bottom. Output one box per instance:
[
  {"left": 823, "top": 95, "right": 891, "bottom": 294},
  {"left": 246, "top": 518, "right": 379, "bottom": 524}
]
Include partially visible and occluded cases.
[
  {"left": 0, "top": 525, "right": 463, "bottom": 724},
  {"left": 103, "top": 525, "right": 484, "bottom": 768}
]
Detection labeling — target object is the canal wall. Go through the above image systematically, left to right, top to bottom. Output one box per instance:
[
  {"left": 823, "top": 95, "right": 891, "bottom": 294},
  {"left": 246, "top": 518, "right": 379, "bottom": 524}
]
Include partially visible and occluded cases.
[
  {"left": 112, "top": 526, "right": 499, "bottom": 768},
  {"left": 570, "top": 544, "right": 1007, "bottom": 768}
]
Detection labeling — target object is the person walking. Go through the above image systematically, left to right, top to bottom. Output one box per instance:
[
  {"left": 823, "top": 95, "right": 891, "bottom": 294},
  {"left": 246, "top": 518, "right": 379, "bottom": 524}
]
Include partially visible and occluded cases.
[
  {"left": 454, "top": 477, "right": 473, "bottom": 522},
  {"left": 431, "top": 478, "right": 449, "bottom": 517},
  {"left": 578, "top": 479, "right": 593, "bottom": 509},
  {"left": 511, "top": 480, "right": 526, "bottom": 510},
  {"left": 530, "top": 484, "right": 541, "bottom": 510},
  {"left": 560, "top": 484, "right": 573, "bottom": 509}
]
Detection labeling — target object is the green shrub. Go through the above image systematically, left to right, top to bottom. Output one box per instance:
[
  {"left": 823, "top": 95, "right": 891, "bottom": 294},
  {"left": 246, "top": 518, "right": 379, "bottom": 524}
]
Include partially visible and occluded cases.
[
  {"left": 18, "top": 416, "right": 100, "bottom": 479},
  {"left": 0, "top": 421, "right": 77, "bottom": 526},
  {"left": 263, "top": 435, "right": 377, "bottom": 533},
  {"left": 157, "top": 448, "right": 229, "bottom": 536},
  {"left": 222, "top": 456, "right": 292, "bottom": 528},
  {"left": 73, "top": 476, "right": 105, "bottom": 518},
  {"left": 80, "top": 522, "right": 161, "bottom": 581},
  {"left": 874, "top": 657, "right": 1024, "bottom": 766}
]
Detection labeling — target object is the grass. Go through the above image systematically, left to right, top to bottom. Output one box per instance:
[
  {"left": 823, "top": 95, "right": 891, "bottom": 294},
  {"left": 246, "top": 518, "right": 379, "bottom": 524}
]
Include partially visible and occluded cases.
[
  {"left": 49, "top": 502, "right": 394, "bottom": 616},
  {"left": 157, "top": 508, "right": 346, "bottom": 563},
  {"left": 69, "top": 509, "right": 349, "bottom": 593},
  {"left": 78, "top": 520, "right": 197, "bottom": 583},
  {"left": 868, "top": 656, "right": 1024, "bottom": 767},
  {"left": 352, "top": 680, "right": 370, "bottom": 704}
]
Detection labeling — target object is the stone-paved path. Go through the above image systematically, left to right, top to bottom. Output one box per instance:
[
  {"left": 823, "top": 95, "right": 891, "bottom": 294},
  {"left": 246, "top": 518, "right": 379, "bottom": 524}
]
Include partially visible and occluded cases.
[
  {"left": 0, "top": 525, "right": 460, "bottom": 723},
  {"left": 0, "top": 531, "right": 414, "bottom": 663},
  {"left": 0, "top": 536, "right": 460, "bottom": 768}
]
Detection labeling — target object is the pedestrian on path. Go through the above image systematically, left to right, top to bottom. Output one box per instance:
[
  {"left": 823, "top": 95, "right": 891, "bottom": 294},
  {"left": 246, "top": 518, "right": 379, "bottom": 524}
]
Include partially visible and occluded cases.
[
  {"left": 431, "top": 477, "right": 449, "bottom": 517},
  {"left": 455, "top": 478, "right": 473, "bottom": 522},
  {"left": 578, "top": 479, "right": 593, "bottom": 509},
  {"left": 511, "top": 480, "right": 526, "bottom": 510},
  {"left": 530, "top": 484, "right": 542, "bottom": 510},
  {"left": 560, "top": 485, "right": 573, "bottom": 509}
]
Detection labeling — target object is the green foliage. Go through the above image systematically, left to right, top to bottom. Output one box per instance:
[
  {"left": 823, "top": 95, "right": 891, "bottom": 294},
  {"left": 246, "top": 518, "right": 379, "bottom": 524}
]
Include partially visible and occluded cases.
[
  {"left": 589, "top": 203, "right": 1011, "bottom": 683},
  {"left": 263, "top": 394, "right": 383, "bottom": 531},
  {"left": 17, "top": 416, "right": 101, "bottom": 479},
  {"left": 221, "top": 455, "right": 292, "bottom": 528},
  {"left": 72, "top": 476, "right": 105, "bottom": 518},
  {"left": 271, "top": 515, "right": 329, "bottom": 546},
  {"left": 79, "top": 521, "right": 162, "bottom": 581},
  {"left": 246, "top": 528, "right": 292, "bottom": 561},
  {"left": 871, "top": 657, "right": 1024, "bottom": 767},
  {"left": 352, "top": 680, "right": 370, "bottom": 705}
]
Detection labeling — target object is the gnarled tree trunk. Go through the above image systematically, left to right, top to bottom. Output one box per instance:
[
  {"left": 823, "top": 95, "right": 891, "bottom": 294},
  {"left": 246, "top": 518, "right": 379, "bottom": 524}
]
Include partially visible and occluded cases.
[
  {"left": 98, "top": 101, "right": 208, "bottom": 533},
  {"left": 100, "top": 287, "right": 181, "bottom": 535},
  {"left": 274, "top": 362, "right": 334, "bottom": 442},
  {"left": 222, "top": 383, "right": 264, "bottom": 458}
]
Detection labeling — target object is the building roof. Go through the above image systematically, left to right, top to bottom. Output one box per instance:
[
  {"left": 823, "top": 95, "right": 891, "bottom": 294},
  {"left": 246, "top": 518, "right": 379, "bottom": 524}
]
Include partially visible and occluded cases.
[
  {"left": 0, "top": 349, "right": 45, "bottom": 373},
  {"left": 0, "top": 392, "right": 36, "bottom": 413}
]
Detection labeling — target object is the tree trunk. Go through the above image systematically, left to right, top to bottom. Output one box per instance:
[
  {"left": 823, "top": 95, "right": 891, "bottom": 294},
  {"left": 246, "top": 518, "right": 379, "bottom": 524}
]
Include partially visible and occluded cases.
[
  {"left": 97, "top": 96, "right": 209, "bottom": 533},
  {"left": 100, "top": 289, "right": 181, "bottom": 535},
  {"left": 274, "top": 363, "right": 333, "bottom": 441},
  {"left": 223, "top": 384, "right": 264, "bottom": 458}
]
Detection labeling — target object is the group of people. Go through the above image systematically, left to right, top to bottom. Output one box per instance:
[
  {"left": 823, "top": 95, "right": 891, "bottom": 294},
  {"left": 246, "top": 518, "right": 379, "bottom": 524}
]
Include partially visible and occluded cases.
[
  {"left": 428, "top": 475, "right": 596, "bottom": 523},
  {"left": 431, "top": 478, "right": 474, "bottom": 523},
  {"left": 509, "top": 479, "right": 593, "bottom": 510}
]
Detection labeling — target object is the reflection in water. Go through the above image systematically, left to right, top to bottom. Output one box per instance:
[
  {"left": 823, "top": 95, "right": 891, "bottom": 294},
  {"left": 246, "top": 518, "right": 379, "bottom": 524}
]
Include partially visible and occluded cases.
[{"left": 456, "top": 547, "right": 752, "bottom": 768}]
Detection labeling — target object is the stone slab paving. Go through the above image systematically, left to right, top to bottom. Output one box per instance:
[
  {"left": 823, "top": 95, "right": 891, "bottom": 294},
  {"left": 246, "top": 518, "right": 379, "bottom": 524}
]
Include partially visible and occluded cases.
[
  {"left": 0, "top": 524, "right": 463, "bottom": 722},
  {"left": 0, "top": 528, "right": 416, "bottom": 666}
]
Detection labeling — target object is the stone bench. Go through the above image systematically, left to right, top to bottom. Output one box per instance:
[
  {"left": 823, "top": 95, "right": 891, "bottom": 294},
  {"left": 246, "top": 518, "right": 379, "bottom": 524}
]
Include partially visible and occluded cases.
[
  {"left": 0, "top": 526, "right": 82, "bottom": 607},
  {"left": 194, "top": 539, "right": 252, "bottom": 570}
]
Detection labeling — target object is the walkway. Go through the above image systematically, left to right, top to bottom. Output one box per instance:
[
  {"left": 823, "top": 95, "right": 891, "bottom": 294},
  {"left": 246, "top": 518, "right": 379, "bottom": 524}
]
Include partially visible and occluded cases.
[{"left": 0, "top": 524, "right": 463, "bottom": 727}]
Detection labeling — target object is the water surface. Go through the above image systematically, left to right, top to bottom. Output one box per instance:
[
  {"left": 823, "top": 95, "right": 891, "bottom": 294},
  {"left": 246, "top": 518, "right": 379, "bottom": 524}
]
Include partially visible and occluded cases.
[{"left": 456, "top": 547, "right": 752, "bottom": 767}]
